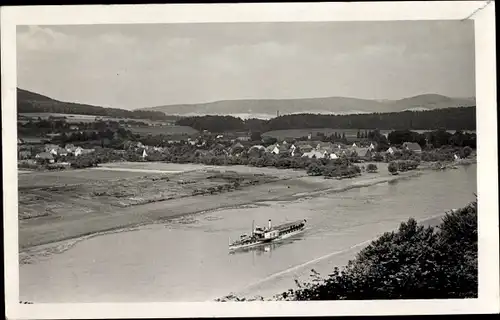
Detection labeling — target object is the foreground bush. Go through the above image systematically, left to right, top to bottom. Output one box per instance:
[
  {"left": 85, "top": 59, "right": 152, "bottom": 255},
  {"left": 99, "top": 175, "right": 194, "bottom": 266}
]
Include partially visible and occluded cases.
[
  {"left": 366, "top": 163, "right": 378, "bottom": 173},
  {"left": 218, "top": 199, "right": 478, "bottom": 301},
  {"left": 276, "top": 200, "right": 478, "bottom": 300}
]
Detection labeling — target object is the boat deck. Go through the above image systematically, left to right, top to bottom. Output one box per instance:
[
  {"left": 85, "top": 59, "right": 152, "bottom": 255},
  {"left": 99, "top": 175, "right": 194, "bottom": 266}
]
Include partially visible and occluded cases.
[{"left": 270, "top": 220, "right": 305, "bottom": 231}]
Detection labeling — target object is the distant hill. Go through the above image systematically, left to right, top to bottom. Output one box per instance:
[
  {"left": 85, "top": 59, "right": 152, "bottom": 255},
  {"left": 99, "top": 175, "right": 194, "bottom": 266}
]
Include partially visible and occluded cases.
[
  {"left": 17, "top": 88, "right": 169, "bottom": 121},
  {"left": 18, "top": 88, "right": 56, "bottom": 102},
  {"left": 139, "top": 94, "right": 475, "bottom": 119}
]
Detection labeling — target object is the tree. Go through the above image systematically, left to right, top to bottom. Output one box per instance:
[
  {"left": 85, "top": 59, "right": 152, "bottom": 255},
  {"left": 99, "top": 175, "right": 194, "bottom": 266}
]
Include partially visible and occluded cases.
[
  {"left": 250, "top": 131, "right": 262, "bottom": 142},
  {"left": 262, "top": 136, "right": 278, "bottom": 146},
  {"left": 462, "top": 146, "right": 473, "bottom": 158},
  {"left": 372, "top": 152, "right": 384, "bottom": 162},
  {"left": 388, "top": 161, "right": 398, "bottom": 175},
  {"left": 366, "top": 163, "right": 378, "bottom": 173},
  {"left": 219, "top": 199, "right": 478, "bottom": 302},
  {"left": 274, "top": 199, "right": 477, "bottom": 301}
]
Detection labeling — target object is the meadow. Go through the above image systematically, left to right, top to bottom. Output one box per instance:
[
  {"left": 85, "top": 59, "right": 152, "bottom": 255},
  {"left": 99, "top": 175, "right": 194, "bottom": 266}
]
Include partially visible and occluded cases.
[{"left": 19, "top": 113, "right": 175, "bottom": 126}]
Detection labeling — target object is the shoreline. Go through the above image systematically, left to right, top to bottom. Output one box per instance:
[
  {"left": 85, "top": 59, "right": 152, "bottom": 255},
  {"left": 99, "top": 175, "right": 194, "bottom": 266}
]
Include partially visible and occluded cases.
[{"left": 19, "top": 166, "right": 432, "bottom": 263}]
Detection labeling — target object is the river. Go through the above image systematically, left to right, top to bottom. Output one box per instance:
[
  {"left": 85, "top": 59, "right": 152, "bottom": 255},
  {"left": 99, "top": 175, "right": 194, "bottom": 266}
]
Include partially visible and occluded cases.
[{"left": 19, "top": 164, "right": 477, "bottom": 302}]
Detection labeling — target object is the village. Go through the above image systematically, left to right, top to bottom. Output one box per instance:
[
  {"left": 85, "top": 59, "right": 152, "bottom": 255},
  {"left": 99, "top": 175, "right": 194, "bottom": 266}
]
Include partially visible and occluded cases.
[{"left": 17, "top": 117, "right": 474, "bottom": 180}]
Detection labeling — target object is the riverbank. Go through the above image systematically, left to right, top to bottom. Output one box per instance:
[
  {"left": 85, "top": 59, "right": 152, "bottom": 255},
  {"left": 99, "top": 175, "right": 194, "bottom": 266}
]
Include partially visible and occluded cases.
[{"left": 19, "top": 162, "right": 428, "bottom": 262}]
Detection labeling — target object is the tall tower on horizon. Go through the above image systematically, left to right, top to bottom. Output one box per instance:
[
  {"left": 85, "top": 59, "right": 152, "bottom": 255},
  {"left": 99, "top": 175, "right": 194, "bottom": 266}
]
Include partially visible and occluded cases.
[{"left": 277, "top": 110, "right": 280, "bottom": 117}]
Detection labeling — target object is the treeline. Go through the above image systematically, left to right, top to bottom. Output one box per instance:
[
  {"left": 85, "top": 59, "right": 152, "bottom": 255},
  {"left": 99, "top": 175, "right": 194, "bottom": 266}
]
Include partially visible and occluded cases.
[
  {"left": 176, "top": 107, "right": 476, "bottom": 132},
  {"left": 176, "top": 115, "right": 247, "bottom": 132},
  {"left": 388, "top": 129, "right": 477, "bottom": 149},
  {"left": 219, "top": 199, "right": 478, "bottom": 301}
]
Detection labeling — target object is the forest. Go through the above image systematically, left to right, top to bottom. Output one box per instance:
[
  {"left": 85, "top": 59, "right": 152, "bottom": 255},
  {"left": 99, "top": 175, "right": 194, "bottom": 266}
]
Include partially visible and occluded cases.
[
  {"left": 17, "top": 87, "right": 169, "bottom": 121},
  {"left": 176, "top": 107, "right": 476, "bottom": 133}
]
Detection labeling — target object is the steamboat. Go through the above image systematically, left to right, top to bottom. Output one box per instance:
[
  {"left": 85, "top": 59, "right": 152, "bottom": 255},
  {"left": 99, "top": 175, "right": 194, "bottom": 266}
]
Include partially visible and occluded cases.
[{"left": 229, "top": 219, "right": 307, "bottom": 251}]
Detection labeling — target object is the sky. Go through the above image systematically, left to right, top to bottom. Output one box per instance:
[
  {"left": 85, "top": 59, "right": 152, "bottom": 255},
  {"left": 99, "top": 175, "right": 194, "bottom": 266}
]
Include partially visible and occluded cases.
[{"left": 17, "top": 21, "right": 475, "bottom": 110}]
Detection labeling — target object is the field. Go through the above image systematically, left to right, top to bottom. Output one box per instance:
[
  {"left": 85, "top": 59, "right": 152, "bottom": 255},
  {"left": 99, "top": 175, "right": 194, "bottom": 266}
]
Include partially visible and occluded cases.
[
  {"left": 19, "top": 113, "right": 175, "bottom": 125},
  {"left": 128, "top": 125, "right": 199, "bottom": 136},
  {"left": 17, "top": 163, "right": 281, "bottom": 221},
  {"left": 18, "top": 168, "right": 157, "bottom": 188}
]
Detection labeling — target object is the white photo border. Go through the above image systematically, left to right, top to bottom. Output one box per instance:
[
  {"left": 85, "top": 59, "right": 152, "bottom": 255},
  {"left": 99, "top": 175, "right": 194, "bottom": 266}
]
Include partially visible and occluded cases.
[{"left": 2, "top": 1, "right": 498, "bottom": 318}]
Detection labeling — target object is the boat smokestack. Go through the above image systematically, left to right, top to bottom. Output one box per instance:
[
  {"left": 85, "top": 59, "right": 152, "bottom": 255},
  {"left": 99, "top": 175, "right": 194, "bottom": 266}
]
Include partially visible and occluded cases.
[{"left": 268, "top": 219, "right": 272, "bottom": 229}]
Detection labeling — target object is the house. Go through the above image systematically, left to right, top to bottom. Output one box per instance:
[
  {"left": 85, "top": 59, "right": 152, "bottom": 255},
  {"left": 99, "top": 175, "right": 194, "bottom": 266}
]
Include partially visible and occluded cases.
[
  {"left": 69, "top": 125, "right": 80, "bottom": 131},
  {"left": 216, "top": 135, "right": 224, "bottom": 139},
  {"left": 236, "top": 136, "right": 251, "bottom": 142},
  {"left": 17, "top": 138, "right": 24, "bottom": 145},
  {"left": 167, "top": 140, "right": 181, "bottom": 144},
  {"left": 295, "top": 141, "right": 313, "bottom": 150},
  {"left": 135, "top": 142, "right": 144, "bottom": 149},
  {"left": 230, "top": 142, "right": 245, "bottom": 155},
  {"left": 315, "top": 142, "right": 334, "bottom": 153},
  {"left": 369, "top": 142, "right": 377, "bottom": 150},
  {"left": 402, "top": 142, "right": 422, "bottom": 153},
  {"left": 352, "top": 143, "right": 357, "bottom": 148},
  {"left": 44, "top": 144, "right": 59, "bottom": 152},
  {"left": 44, "top": 144, "right": 60, "bottom": 155},
  {"left": 65, "top": 144, "right": 76, "bottom": 152},
  {"left": 265, "top": 144, "right": 278, "bottom": 154},
  {"left": 271, "top": 144, "right": 280, "bottom": 155},
  {"left": 298, "top": 144, "right": 313, "bottom": 153},
  {"left": 248, "top": 145, "right": 265, "bottom": 157},
  {"left": 278, "top": 145, "right": 290, "bottom": 155},
  {"left": 386, "top": 146, "right": 400, "bottom": 155},
  {"left": 57, "top": 147, "right": 68, "bottom": 157},
  {"left": 74, "top": 147, "right": 84, "bottom": 157},
  {"left": 351, "top": 147, "right": 370, "bottom": 158},
  {"left": 81, "top": 148, "right": 95, "bottom": 155},
  {"left": 142, "top": 149, "right": 148, "bottom": 158},
  {"left": 364, "top": 149, "right": 373, "bottom": 160},
  {"left": 18, "top": 150, "right": 32, "bottom": 160},
  {"left": 302, "top": 150, "right": 326, "bottom": 159},
  {"left": 35, "top": 152, "right": 55, "bottom": 164},
  {"left": 330, "top": 153, "right": 339, "bottom": 160},
  {"left": 454, "top": 154, "right": 460, "bottom": 161}
]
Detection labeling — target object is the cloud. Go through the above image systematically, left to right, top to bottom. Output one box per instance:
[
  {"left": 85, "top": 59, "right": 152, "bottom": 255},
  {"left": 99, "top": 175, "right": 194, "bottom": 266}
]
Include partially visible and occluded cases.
[
  {"left": 17, "top": 25, "right": 76, "bottom": 52},
  {"left": 17, "top": 26, "right": 137, "bottom": 53},
  {"left": 97, "top": 33, "right": 136, "bottom": 46}
]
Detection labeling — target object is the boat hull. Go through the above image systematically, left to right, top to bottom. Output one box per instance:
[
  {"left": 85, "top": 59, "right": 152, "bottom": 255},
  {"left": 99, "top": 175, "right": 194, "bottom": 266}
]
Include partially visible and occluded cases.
[{"left": 229, "top": 226, "right": 305, "bottom": 251}]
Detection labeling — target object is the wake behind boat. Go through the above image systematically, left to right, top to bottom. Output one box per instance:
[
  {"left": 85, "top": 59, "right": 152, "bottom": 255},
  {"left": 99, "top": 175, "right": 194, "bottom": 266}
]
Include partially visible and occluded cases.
[{"left": 229, "top": 219, "right": 307, "bottom": 251}]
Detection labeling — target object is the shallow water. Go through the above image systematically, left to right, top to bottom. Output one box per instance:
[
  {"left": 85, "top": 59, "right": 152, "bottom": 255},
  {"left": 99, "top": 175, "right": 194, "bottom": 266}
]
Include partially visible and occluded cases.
[{"left": 20, "top": 164, "right": 477, "bottom": 302}]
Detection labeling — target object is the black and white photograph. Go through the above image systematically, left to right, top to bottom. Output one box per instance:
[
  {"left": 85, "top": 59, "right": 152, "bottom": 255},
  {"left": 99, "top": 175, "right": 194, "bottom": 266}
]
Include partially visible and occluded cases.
[{"left": 2, "top": 2, "right": 498, "bottom": 318}]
